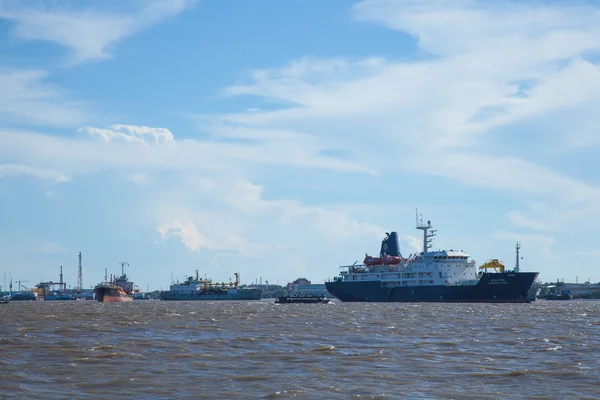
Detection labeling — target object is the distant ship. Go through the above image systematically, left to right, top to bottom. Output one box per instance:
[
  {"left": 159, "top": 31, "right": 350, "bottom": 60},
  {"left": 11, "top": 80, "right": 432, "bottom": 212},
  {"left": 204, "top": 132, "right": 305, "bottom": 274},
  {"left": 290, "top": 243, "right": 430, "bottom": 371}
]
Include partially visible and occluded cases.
[
  {"left": 325, "top": 212, "right": 539, "bottom": 303},
  {"left": 93, "top": 262, "right": 135, "bottom": 302},
  {"left": 36, "top": 266, "right": 75, "bottom": 300},
  {"left": 160, "top": 271, "right": 262, "bottom": 301},
  {"left": 93, "top": 282, "right": 133, "bottom": 302},
  {"left": 44, "top": 292, "right": 75, "bottom": 301},
  {"left": 275, "top": 294, "right": 330, "bottom": 304}
]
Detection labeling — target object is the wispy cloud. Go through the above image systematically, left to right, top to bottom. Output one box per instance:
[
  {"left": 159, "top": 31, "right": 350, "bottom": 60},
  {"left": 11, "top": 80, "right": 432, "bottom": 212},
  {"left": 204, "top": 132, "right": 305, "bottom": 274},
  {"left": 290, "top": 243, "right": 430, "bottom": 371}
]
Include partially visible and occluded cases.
[
  {"left": 0, "top": 0, "right": 196, "bottom": 64},
  {"left": 207, "top": 0, "right": 600, "bottom": 237},
  {"left": 0, "top": 69, "right": 86, "bottom": 127},
  {"left": 0, "top": 124, "right": 375, "bottom": 175},
  {"left": 0, "top": 163, "right": 70, "bottom": 182},
  {"left": 152, "top": 175, "right": 386, "bottom": 260}
]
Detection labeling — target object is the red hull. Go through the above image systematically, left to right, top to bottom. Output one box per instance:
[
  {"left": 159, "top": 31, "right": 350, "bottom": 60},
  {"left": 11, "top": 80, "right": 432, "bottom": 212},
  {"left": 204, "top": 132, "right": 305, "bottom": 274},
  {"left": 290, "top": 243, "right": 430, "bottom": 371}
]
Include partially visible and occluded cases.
[{"left": 101, "top": 295, "right": 133, "bottom": 302}]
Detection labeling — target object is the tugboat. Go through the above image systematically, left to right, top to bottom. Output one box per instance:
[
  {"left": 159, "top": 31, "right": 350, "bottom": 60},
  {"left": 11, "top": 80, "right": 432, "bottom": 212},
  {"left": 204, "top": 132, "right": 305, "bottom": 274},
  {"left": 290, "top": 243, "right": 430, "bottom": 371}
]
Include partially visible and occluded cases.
[
  {"left": 325, "top": 210, "right": 539, "bottom": 303},
  {"left": 93, "top": 263, "right": 134, "bottom": 302},
  {"left": 545, "top": 289, "right": 572, "bottom": 301},
  {"left": 274, "top": 294, "right": 330, "bottom": 304}
]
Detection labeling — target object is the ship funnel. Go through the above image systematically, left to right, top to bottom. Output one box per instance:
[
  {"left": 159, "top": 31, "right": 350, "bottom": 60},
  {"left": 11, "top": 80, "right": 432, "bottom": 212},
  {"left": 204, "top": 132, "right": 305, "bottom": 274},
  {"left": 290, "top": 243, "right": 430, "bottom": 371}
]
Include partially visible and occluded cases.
[{"left": 380, "top": 232, "right": 401, "bottom": 258}]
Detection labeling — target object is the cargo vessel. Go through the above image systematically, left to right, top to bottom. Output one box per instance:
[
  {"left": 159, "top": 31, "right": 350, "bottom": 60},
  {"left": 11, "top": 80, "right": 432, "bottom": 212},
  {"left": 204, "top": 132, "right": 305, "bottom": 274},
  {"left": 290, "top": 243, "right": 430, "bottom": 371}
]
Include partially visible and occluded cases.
[
  {"left": 325, "top": 212, "right": 538, "bottom": 303},
  {"left": 93, "top": 263, "right": 135, "bottom": 302},
  {"left": 160, "top": 271, "right": 262, "bottom": 301},
  {"left": 93, "top": 282, "right": 133, "bottom": 302}
]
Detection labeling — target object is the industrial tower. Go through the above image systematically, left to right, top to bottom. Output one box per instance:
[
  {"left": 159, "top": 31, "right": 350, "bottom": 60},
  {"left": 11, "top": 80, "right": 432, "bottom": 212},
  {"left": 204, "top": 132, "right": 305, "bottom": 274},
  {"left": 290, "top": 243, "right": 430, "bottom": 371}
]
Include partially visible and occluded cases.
[{"left": 77, "top": 252, "right": 83, "bottom": 291}]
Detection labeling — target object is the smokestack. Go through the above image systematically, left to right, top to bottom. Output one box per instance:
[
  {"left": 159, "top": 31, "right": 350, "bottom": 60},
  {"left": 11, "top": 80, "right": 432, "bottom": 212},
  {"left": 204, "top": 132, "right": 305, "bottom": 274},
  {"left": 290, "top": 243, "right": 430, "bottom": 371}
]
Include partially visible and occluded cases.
[{"left": 60, "top": 266, "right": 63, "bottom": 285}]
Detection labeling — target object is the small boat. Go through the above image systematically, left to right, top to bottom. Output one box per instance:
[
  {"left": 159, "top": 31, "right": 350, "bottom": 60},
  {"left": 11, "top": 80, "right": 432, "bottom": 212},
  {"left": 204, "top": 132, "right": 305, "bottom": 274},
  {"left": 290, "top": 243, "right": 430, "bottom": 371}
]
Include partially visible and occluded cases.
[
  {"left": 545, "top": 290, "right": 572, "bottom": 300},
  {"left": 44, "top": 291, "right": 75, "bottom": 301},
  {"left": 133, "top": 292, "right": 148, "bottom": 300},
  {"left": 275, "top": 294, "right": 330, "bottom": 304},
  {"left": 1, "top": 295, "right": 9, "bottom": 304}
]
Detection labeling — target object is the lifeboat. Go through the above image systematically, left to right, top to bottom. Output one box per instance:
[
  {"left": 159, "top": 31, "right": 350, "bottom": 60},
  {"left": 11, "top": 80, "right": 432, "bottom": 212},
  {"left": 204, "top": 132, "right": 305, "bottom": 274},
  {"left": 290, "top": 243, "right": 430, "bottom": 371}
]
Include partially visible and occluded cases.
[
  {"left": 364, "top": 255, "right": 401, "bottom": 265},
  {"left": 382, "top": 255, "right": 401, "bottom": 265},
  {"left": 363, "top": 256, "right": 383, "bottom": 265}
]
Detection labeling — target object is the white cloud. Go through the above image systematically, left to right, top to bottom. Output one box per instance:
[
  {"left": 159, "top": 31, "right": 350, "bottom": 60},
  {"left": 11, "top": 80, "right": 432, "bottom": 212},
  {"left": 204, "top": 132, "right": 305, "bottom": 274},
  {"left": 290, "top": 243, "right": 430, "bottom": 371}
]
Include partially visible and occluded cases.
[
  {"left": 0, "top": 0, "right": 196, "bottom": 64},
  {"left": 208, "top": 0, "right": 600, "bottom": 230},
  {"left": 0, "top": 69, "right": 86, "bottom": 127},
  {"left": 0, "top": 124, "right": 375, "bottom": 176},
  {"left": 82, "top": 124, "right": 174, "bottom": 145},
  {"left": 0, "top": 163, "right": 70, "bottom": 182},
  {"left": 129, "top": 173, "right": 153, "bottom": 186},
  {"left": 151, "top": 174, "right": 386, "bottom": 256},
  {"left": 158, "top": 221, "right": 211, "bottom": 252}
]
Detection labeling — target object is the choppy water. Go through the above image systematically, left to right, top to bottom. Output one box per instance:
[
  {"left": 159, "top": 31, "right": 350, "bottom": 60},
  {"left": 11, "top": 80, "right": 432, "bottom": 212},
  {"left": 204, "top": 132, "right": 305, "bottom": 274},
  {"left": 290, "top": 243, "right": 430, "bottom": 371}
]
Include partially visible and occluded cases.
[{"left": 1, "top": 299, "right": 600, "bottom": 399}]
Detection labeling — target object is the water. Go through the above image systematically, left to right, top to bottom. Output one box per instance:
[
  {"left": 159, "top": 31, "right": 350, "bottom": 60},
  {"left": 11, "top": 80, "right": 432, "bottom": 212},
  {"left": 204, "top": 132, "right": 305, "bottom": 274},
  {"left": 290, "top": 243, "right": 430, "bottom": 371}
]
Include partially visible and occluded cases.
[{"left": 1, "top": 299, "right": 599, "bottom": 399}]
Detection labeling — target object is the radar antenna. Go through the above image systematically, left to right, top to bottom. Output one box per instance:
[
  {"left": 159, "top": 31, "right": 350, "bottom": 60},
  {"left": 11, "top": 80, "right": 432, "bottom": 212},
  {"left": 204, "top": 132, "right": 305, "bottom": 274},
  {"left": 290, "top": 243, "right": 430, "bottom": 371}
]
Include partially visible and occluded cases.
[
  {"left": 415, "top": 209, "right": 436, "bottom": 254},
  {"left": 515, "top": 242, "right": 521, "bottom": 273},
  {"left": 119, "top": 261, "right": 128, "bottom": 277}
]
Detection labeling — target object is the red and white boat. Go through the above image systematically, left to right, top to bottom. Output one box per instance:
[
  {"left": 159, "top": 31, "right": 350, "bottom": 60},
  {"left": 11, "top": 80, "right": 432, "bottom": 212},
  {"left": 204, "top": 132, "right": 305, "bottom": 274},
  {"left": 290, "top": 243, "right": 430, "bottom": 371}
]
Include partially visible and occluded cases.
[
  {"left": 93, "top": 262, "right": 135, "bottom": 302},
  {"left": 93, "top": 282, "right": 133, "bottom": 302}
]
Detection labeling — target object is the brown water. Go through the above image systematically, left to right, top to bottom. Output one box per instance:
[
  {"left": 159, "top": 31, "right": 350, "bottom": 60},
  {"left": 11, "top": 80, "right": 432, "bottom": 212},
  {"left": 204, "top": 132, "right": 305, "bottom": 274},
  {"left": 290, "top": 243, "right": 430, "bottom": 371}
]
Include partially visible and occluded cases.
[{"left": 1, "top": 299, "right": 599, "bottom": 399}]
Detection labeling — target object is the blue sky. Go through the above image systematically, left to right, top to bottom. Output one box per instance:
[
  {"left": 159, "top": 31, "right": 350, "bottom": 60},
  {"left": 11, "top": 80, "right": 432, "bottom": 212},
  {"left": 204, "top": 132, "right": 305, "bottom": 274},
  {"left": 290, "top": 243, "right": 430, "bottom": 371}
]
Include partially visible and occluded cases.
[{"left": 1, "top": 0, "right": 600, "bottom": 291}]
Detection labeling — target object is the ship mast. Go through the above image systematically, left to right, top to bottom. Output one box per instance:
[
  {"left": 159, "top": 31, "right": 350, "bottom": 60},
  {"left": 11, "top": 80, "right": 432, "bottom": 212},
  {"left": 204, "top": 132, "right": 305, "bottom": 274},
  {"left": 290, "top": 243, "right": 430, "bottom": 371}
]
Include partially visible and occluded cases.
[
  {"left": 415, "top": 209, "right": 436, "bottom": 254},
  {"left": 515, "top": 242, "right": 521, "bottom": 272},
  {"left": 119, "top": 261, "right": 127, "bottom": 277}
]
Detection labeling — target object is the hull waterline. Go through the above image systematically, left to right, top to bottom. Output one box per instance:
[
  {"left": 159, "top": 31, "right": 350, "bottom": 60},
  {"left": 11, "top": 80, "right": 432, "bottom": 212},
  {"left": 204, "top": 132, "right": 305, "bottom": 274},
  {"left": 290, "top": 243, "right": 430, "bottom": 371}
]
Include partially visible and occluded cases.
[{"left": 160, "top": 289, "right": 262, "bottom": 301}]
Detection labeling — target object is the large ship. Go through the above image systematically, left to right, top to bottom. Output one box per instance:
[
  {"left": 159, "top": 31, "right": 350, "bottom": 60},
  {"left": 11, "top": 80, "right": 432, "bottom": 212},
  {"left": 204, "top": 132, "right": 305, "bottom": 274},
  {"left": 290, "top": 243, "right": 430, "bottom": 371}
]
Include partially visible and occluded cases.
[
  {"left": 325, "top": 212, "right": 539, "bottom": 303},
  {"left": 93, "top": 263, "right": 135, "bottom": 302},
  {"left": 160, "top": 271, "right": 262, "bottom": 301},
  {"left": 93, "top": 282, "right": 133, "bottom": 302}
]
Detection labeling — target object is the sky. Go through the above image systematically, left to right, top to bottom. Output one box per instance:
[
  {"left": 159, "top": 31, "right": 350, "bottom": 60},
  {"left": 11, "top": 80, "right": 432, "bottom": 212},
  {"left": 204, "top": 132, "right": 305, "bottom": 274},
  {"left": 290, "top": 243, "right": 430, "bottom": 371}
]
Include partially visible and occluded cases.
[{"left": 1, "top": 0, "right": 600, "bottom": 291}]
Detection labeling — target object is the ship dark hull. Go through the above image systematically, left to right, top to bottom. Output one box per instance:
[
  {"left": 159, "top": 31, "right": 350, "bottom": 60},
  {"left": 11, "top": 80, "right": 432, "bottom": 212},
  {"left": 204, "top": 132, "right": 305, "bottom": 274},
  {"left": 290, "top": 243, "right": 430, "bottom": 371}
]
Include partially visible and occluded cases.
[
  {"left": 325, "top": 272, "right": 539, "bottom": 303},
  {"left": 44, "top": 293, "right": 76, "bottom": 301},
  {"left": 275, "top": 296, "right": 330, "bottom": 304}
]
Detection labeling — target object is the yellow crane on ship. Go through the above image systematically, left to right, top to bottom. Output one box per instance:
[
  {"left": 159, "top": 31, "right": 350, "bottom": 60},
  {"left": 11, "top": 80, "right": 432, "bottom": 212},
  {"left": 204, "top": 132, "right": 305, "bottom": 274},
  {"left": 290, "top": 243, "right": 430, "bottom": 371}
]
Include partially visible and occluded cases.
[{"left": 479, "top": 259, "right": 505, "bottom": 273}]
